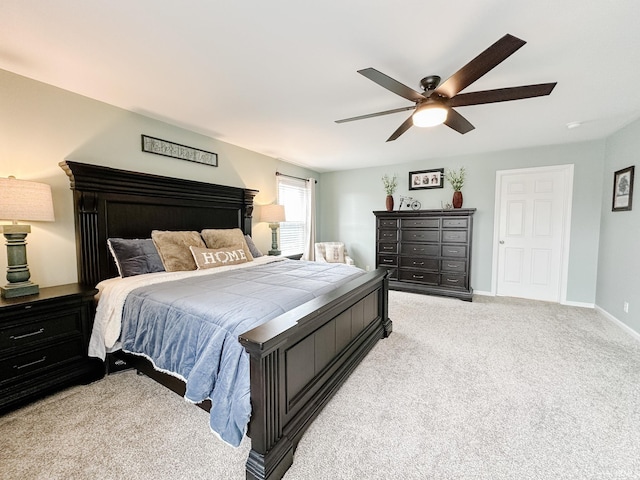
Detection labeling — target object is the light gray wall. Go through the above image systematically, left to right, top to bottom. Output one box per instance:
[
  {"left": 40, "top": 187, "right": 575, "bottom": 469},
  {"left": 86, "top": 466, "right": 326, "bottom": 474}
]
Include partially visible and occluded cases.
[
  {"left": 0, "top": 68, "right": 318, "bottom": 287},
  {"left": 597, "top": 118, "right": 640, "bottom": 332},
  {"left": 319, "top": 140, "right": 605, "bottom": 305}
]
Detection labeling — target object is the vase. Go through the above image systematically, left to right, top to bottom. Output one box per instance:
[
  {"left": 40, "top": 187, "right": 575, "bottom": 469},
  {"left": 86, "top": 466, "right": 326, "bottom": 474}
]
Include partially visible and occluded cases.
[
  {"left": 452, "top": 191, "right": 463, "bottom": 209},
  {"left": 385, "top": 194, "right": 394, "bottom": 211}
]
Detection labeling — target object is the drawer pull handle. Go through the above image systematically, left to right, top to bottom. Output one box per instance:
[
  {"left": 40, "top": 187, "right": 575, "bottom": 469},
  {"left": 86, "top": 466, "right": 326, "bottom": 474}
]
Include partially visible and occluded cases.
[
  {"left": 383, "top": 246, "right": 393, "bottom": 250},
  {"left": 414, "top": 248, "right": 424, "bottom": 252},
  {"left": 447, "top": 250, "right": 459, "bottom": 254},
  {"left": 382, "top": 259, "right": 394, "bottom": 263},
  {"left": 413, "top": 262, "right": 424, "bottom": 266},
  {"left": 447, "top": 264, "right": 459, "bottom": 268},
  {"left": 413, "top": 275, "right": 424, "bottom": 279},
  {"left": 447, "top": 279, "right": 459, "bottom": 283},
  {"left": 10, "top": 328, "right": 45, "bottom": 340},
  {"left": 14, "top": 356, "right": 47, "bottom": 370}
]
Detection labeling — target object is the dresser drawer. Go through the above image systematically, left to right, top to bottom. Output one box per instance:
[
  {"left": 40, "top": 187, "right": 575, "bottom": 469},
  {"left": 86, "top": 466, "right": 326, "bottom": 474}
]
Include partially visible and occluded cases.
[
  {"left": 378, "top": 218, "right": 398, "bottom": 229},
  {"left": 401, "top": 218, "right": 440, "bottom": 228},
  {"left": 442, "top": 218, "right": 469, "bottom": 228},
  {"left": 378, "top": 229, "right": 398, "bottom": 242},
  {"left": 401, "top": 230, "right": 439, "bottom": 243},
  {"left": 442, "top": 230, "right": 468, "bottom": 243},
  {"left": 378, "top": 243, "right": 398, "bottom": 254},
  {"left": 401, "top": 243, "right": 440, "bottom": 257},
  {"left": 441, "top": 245, "right": 467, "bottom": 258},
  {"left": 377, "top": 255, "right": 398, "bottom": 267},
  {"left": 400, "top": 257, "right": 439, "bottom": 271},
  {"left": 441, "top": 259, "right": 467, "bottom": 273},
  {"left": 398, "top": 270, "right": 439, "bottom": 285},
  {"left": 440, "top": 273, "right": 467, "bottom": 289},
  {"left": 0, "top": 311, "right": 82, "bottom": 350},
  {"left": 0, "top": 337, "right": 84, "bottom": 384}
]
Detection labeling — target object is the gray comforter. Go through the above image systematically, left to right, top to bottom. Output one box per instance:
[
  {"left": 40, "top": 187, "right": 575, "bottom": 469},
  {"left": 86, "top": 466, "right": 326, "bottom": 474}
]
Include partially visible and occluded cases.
[{"left": 119, "top": 259, "right": 363, "bottom": 446}]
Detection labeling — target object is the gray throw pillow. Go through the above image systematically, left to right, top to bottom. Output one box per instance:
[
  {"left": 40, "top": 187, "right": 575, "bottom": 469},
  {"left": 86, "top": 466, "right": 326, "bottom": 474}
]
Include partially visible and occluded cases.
[{"left": 107, "top": 238, "right": 165, "bottom": 277}]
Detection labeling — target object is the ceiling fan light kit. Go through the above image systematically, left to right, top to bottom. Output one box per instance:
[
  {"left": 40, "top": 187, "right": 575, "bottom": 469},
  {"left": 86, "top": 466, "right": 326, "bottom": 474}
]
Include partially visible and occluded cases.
[
  {"left": 336, "top": 33, "right": 557, "bottom": 141},
  {"left": 412, "top": 102, "right": 448, "bottom": 128}
]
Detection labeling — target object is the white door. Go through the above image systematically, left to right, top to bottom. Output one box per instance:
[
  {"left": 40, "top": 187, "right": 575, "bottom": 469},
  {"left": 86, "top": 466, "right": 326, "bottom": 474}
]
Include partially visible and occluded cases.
[{"left": 494, "top": 165, "right": 573, "bottom": 302}]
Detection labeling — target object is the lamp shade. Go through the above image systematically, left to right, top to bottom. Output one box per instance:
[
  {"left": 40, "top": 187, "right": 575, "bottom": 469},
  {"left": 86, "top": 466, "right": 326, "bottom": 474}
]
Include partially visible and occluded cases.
[
  {"left": 412, "top": 102, "right": 448, "bottom": 128},
  {"left": 0, "top": 176, "right": 55, "bottom": 222},
  {"left": 260, "top": 204, "right": 286, "bottom": 223}
]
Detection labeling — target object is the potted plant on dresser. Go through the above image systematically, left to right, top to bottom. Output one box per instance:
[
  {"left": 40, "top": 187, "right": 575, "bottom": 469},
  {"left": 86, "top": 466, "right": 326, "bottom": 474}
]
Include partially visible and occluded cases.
[
  {"left": 446, "top": 167, "right": 465, "bottom": 208},
  {"left": 382, "top": 174, "right": 398, "bottom": 211}
]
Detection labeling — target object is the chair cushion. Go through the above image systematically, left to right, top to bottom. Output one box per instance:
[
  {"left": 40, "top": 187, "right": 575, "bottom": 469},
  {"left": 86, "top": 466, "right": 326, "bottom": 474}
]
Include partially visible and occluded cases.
[{"left": 324, "top": 243, "right": 345, "bottom": 263}]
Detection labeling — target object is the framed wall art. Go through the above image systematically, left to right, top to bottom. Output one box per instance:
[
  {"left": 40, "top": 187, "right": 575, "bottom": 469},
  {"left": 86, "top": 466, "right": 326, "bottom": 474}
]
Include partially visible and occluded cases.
[
  {"left": 141, "top": 135, "right": 218, "bottom": 167},
  {"left": 612, "top": 165, "right": 634, "bottom": 211},
  {"left": 409, "top": 168, "right": 444, "bottom": 190}
]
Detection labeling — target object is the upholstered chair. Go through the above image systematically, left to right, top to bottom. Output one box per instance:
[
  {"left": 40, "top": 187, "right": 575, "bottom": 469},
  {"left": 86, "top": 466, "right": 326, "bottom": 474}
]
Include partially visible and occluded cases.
[{"left": 314, "top": 242, "right": 356, "bottom": 266}]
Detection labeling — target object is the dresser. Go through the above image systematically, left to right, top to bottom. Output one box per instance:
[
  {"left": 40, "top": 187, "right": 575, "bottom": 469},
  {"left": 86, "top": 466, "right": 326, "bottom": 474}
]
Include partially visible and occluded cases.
[
  {"left": 374, "top": 209, "right": 475, "bottom": 301},
  {"left": 0, "top": 283, "right": 100, "bottom": 413}
]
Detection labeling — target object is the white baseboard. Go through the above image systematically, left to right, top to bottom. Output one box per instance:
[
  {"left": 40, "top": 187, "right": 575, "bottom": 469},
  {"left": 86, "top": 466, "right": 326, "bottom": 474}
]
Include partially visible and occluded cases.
[
  {"left": 473, "top": 290, "right": 493, "bottom": 296},
  {"left": 562, "top": 300, "right": 595, "bottom": 308},
  {"left": 595, "top": 305, "right": 640, "bottom": 343}
]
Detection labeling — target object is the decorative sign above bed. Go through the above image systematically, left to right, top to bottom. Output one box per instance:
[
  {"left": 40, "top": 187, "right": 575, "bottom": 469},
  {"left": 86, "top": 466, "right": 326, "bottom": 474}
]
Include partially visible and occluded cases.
[{"left": 141, "top": 134, "right": 218, "bottom": 167}]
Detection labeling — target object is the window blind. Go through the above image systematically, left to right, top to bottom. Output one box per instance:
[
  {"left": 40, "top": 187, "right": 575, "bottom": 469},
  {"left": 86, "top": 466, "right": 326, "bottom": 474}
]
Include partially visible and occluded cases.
[{"left": 277, "top": 176, "right": 308, "bottom": 256}]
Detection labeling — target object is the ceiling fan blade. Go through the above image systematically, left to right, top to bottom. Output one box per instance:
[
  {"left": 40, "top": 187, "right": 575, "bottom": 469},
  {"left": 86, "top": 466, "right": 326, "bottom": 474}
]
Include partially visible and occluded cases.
[
  {"left": 435, "top": 34, "right": 527, "bottom": 99},
  {"left": 358, "top": 68, "right": 426, "bottom": 102},
  {"left": 449, "top": 83, "right": 557, "bottom": 107},
  {"left": 335, "top": 105, "right": 416, "bottom": 123},
  {"left": 444, "top": 108, "right": 475, "bottom": 134},
  {"left": 386, "top": 115, "right": 415, "bottom": 142}
]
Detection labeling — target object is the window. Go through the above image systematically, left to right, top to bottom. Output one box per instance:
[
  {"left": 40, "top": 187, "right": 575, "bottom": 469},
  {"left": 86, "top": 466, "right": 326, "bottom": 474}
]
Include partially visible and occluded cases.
[{"left": 277, "top": 175, "right": 308, "bottom": 256}]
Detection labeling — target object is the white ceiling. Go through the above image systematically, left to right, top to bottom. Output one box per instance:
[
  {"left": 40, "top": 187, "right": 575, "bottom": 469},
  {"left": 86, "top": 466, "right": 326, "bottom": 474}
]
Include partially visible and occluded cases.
[{"left": 2, "top": 1, "right": 640, "bottom": 172}]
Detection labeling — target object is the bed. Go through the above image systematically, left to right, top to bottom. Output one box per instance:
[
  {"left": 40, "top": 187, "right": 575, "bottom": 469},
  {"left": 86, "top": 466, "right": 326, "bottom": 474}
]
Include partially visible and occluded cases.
[{"left": 60, "top": 161, "right": 392, "bottom": 480}]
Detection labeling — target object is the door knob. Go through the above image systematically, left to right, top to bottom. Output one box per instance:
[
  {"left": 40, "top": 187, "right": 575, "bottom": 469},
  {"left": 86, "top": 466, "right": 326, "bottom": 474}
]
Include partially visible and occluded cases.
[{"left": 499, "top": 240, "right": 505, "bottom": 244}]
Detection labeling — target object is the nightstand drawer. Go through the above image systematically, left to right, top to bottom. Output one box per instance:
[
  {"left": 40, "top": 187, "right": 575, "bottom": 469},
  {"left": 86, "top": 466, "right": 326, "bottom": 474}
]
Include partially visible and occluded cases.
[
  {"left": 0, "top": 312, "right": 81, "bottom": 350},
  {"left": 0, "top": 337, "right": 84, "bottom": 384}
]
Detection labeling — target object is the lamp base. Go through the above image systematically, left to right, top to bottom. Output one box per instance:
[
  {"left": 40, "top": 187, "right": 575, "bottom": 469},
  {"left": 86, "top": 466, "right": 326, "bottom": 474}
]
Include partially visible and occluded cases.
[
  {"left": 268, "top": 223, "right": 281, "bottom": 256},
  {"left": 1, "top": 281, "right": 39, "bottom": 299}
]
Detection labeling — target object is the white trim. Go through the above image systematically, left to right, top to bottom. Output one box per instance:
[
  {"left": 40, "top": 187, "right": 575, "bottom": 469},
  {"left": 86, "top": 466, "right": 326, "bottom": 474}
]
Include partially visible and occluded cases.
[
  {"left": 491, "top": 164, "right": 574, "bottom": 303},
  {"left": 473, "top": 290, "right": 493, "bottom": 297},
  {"left": 562, "top": 300, "right": 594, "bottom": 308},
  {"left": 595, "top": 305, "right": 640, "bottom": 343}
]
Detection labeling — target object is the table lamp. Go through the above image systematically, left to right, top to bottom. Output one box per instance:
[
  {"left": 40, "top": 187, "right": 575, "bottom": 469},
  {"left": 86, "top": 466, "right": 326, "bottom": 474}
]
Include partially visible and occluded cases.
[
  {"left": 0, "top": 176, "right": 55, "bottom": 298},
  {"left": 260, "top": 204, "right": 286, "bottom": 256}
]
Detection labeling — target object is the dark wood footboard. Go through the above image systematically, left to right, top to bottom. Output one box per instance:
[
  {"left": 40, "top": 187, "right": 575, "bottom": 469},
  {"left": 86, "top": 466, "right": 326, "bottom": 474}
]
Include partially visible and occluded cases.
[{"left": 240, "top": 268, "right": 391, "bottom": 480}]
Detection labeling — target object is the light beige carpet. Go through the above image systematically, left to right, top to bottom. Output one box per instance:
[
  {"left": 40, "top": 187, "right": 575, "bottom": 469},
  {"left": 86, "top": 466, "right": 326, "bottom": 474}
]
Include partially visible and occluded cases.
[{"left": 1, "top": 292, "right": 639, "bottom": 479}]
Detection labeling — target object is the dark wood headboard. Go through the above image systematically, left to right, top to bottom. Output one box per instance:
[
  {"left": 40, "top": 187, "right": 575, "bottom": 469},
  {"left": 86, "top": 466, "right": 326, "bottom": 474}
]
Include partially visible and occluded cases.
[{"left": 60, "top": 161, "right": 258, "bottom": 286}]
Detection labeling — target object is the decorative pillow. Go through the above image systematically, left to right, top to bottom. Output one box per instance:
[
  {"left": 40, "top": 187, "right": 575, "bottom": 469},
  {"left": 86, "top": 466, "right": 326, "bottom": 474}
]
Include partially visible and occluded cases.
[
  {"left": 200, "top": 228, "right": 254, "bottom": 262},
  {"left": 151, "top": 230, "right": 206, "bottom": 272},
  {"left": 244, "top": 234, "right": 263, "bottom": 258},
  {"left": 107, "top": 238, "right": 165, "bottom": 277},
  {"left": 324, "top": 243, "right": 345, "bottom": 263},
  {"left": 189, "top": 245, "right": 251, "bottom": 270}
]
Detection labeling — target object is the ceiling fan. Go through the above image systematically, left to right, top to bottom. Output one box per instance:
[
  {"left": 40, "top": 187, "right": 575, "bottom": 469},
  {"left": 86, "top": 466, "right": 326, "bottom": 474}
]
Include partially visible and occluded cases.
[{"left": 335, "top": 34, "right": 557, "bottom": 142}]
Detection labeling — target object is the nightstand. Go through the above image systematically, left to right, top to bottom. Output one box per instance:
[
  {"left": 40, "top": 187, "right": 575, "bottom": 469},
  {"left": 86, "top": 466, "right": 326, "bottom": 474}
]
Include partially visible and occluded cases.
[{"left": 0, "top": 283, "right": 101, "bottom": 413}]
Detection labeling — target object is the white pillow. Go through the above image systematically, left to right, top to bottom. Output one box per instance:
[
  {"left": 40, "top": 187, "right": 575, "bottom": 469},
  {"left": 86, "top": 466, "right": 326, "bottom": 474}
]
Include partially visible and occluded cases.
[{"left": 324, "top": 244, "right": 345, "bottom": 263}]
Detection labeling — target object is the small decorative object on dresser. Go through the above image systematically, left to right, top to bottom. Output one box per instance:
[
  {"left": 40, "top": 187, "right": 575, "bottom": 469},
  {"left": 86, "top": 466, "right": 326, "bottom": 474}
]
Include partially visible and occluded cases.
[
  {"left": 446, "top": 167, "right": 466, "bottom": 209},
  {"left": 382, "top": 173, "right": 397, "bottom": 211},
  {"left": 374, "top": 208, "right": 475, "bottom": 301},
  {"left": 0, "top": 283, "right": 101, "bottom": 413}
]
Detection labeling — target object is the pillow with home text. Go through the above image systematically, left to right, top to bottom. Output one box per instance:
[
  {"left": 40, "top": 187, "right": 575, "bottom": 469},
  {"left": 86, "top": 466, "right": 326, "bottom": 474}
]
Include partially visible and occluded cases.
[{"left": 189, "top": 245, "right": 251, "bottom": 270}]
